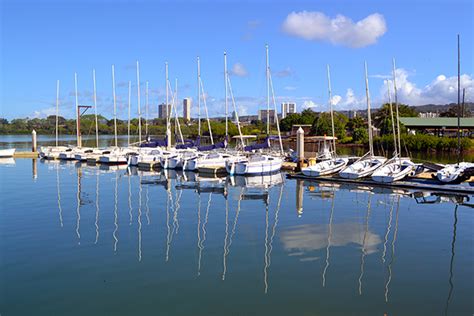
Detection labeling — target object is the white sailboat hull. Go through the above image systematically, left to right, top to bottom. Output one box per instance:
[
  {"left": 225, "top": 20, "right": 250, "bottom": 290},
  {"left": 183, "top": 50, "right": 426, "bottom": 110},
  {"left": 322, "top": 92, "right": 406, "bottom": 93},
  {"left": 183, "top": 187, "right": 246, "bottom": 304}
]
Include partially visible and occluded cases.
[
  {"left": 0, "top": 148, "right": 15, "bottom": 157},
  {"left": 225, "top": 155, "right": 282, "bottom": 175},
  {"left": 339, "top": 156, "right": 387, "bottom": 179},
  {"left": 302, "top": 157, "right": 349, "bottom": 177},
  {"left": 372, "top": 158, "right": 416, "bottom": 183},
  {"left": 436, "top": 162, "right": 474, "bottom": 183}
]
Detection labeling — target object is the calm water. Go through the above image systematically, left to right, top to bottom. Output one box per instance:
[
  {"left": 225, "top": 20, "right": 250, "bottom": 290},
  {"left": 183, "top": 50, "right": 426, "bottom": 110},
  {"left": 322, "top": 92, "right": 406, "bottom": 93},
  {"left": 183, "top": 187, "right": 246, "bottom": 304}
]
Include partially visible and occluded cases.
[{"left": 0, "top": 159, "right": 473, "bottom": 315}]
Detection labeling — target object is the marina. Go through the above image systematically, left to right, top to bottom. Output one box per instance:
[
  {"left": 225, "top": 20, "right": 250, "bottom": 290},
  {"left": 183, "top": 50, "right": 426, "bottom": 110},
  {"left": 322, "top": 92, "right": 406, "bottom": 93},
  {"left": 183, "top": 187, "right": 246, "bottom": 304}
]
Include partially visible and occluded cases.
[
  {"left": 2, "top": 0, "right": 473, "bottom": 314},
  {"left": 0, "top": 157, "right": 472, "bottom": 315}
]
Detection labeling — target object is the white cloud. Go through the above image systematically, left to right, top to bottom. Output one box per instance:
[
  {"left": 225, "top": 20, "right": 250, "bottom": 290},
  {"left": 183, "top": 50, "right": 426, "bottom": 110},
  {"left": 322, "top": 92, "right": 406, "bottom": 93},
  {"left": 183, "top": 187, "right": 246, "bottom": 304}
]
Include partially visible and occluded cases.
[
  {"left": 282, "top": 11, "right": 387, "bottom": 48},
  {"left": 230, "top": 63, "right": 248, "bottom": 77},
  {"left": 381, "top": 69, "right": 474, "bottom": 105},
  {"left": 302, "top": 100, "right": 318, "bottom": 109},
  {"left": 33, "top": 107, "right": 58, "bottom": 118}
]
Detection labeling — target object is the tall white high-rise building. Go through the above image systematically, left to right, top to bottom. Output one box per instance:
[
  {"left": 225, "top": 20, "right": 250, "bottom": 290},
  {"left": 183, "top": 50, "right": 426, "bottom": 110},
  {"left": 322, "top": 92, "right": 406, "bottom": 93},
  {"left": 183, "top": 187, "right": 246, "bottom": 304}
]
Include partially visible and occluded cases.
[
  {"left": 183, "top": 98, "right": 191, "bottom": 121},
  {"left": 281, "top": 102, "right": 296, "bottom": 119}
]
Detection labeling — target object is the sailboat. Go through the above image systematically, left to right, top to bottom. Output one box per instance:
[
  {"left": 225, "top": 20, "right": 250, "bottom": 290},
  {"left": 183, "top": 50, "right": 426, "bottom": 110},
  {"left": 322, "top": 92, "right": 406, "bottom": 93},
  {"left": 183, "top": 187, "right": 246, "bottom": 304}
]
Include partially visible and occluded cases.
[
  {"left": 436, "top": 36, "right": 474, "bottom": 184},
  {"left": 225, "top": 44, "right": 284, "bottom": 175},
  {"left": 186, "top": 52, "right": 235, "bottom": 171},
  {"left": 339, "top": 62, "right": 387, "bottom": 179},
  {"left": 372, "top": 63, "right": 416, "bottom": 183},
  {"left": 99, "top": 65, "right": 138, "bottom": 164},
  {"left": 302, "top": 65, "right": 348, "bottom": 177},
  {"left": 75, "top": 69, "right": 111, "bottom": 162},
  {"left": 58, "top": 73, "right": 94, "bottom": 160},
  {"left": 40, "top": 80, "right": 70, "bottom": 159}
]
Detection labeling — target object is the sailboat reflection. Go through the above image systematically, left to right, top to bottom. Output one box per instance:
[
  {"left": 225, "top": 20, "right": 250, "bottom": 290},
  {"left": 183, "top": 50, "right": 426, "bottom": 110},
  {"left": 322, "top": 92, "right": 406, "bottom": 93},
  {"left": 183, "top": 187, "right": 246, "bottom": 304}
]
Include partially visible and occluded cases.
[
  {"left": 56, "top": 164, "right": 63, "bottom": 228},
  {"left": 75, "top": 166, "right": 82, "bottom": 245},
  {"left": 95, "top": 169, "right": 100, "bottom": 244},
  {"left": 113, "top": 172, "right": 119, "bottom": 252},
  {"left": 138, "top": 172, "right": 143, "bottom": 262},
  {"left": 165, "top": 175, "right": 183, "bottom": 262},
  {"left": 263, "top": 184, "right": 284, "bottom": 294},
  {"left": 222, "top": 188, "right": 243, "bottom": 281},
  {"left": 322, "top": 188, "right": 335, "bottom": 287},
  {"left": 197, "top": 192, "right": 212, "bottom": 276},
  {"left": 358, "top": 194, "right": 372, "bottom": 296},
  {"left": 384, "top": 195, "right": 400, "bottom": 302},
  {"left": 444, "top": 204, "right": 458, "bottom": 315}
]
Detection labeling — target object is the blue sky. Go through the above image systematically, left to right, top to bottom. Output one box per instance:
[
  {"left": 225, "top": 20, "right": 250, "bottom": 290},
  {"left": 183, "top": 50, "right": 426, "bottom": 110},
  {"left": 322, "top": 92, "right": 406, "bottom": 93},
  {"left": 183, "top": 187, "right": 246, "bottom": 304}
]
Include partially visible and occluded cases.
[{"left": 1, "top": 0, "right": 473, "bottom": 120}]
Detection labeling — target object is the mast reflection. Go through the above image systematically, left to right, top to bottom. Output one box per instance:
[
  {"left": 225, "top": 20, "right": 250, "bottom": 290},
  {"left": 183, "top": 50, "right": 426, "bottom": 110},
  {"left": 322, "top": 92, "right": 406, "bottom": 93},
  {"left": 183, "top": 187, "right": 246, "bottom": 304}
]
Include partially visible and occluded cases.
[
  {"left": 56, "top": 164, "right": 63, "bottom": 228},
  {"left": 76, "top": 166, "right": 82, "bottom": 245},
  {"left": 95, "top": 169, "right": 99, "bottom": 244},
  {"left": 113, "top": 172, "right": 119, "bottom": 252},
  {"left": 138, "top": 172, "right": 143, "bottom": 262},
  {"left": 264, "top": 183, "right": 283, "bottom": 293},
  {"left": 222, "top": 187, "right": 243, "bottom": 281},
  {"left": 322, "top": 188, "right": 335, "bottom": 287},
  {"left": 358, "top": 194, "right": 372, "bottom": 295},
  {"left": 385, "top": 195, "right": 400, "bottom": 302},
  {"left": 444, "top": 204, "right": 458, "bottom": 315}
]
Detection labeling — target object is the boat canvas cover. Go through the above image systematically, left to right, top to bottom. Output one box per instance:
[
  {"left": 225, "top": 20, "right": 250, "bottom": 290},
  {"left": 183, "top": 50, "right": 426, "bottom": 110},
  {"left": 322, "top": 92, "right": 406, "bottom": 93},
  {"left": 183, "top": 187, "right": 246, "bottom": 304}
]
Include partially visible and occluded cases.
[{"left": 244, "top": 137, "right": 271, "bottom": 152}]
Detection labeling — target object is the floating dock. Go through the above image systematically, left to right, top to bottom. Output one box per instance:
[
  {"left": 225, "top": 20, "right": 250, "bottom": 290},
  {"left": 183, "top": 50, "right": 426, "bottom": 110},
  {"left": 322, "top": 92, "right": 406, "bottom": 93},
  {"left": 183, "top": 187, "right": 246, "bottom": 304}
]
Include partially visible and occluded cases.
[{"left": 287, "top": 172, "right": 474, "bottom": 194}]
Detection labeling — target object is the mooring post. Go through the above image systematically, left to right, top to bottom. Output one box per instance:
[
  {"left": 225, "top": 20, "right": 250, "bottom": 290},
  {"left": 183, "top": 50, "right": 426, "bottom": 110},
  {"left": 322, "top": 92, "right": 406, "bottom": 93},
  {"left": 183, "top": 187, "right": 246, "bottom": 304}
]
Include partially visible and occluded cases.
[
  {"left": 296, "top": 127, "right": 304, "bottom": 171},
  {"left": 32, "top": 130, "right": 37, "bottom": 152},
  {"left": 296, "top": 179, "right": 304, "bottom": 217}
]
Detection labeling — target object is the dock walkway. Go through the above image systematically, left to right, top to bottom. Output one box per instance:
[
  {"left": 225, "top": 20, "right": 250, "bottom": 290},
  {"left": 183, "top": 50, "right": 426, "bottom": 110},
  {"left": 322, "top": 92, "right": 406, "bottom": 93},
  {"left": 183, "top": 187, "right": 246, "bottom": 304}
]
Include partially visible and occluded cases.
[{"left": 287, "top": 173, "right": 474, "bottom": 195}]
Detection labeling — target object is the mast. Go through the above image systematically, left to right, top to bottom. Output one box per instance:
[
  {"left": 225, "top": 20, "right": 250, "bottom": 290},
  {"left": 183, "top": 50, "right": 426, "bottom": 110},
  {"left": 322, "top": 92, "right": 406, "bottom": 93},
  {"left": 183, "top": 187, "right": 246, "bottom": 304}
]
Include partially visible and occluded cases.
[
  {"left": 457, "top": 34, "right": 461, "bottom": 162},
  {"left": 266, "top": 44, "right": 270, "bottom": 135},
  {"left": 224, "top": 51, "right": 228, "bottom": 139},
  {"left": 197, "top": 56, "right": 201, "bottom": 137},
  {"left": 392, "top": 58, "right": 402, "bottom": 156},
  {"left": 136, "top": 60, "right": 142, "bottom": 143},
  {"left": 165, "top": 62, "right": 171, "bottom": 149},
  {"left": 364, "top": 62, "right": 374, "bottom": 156},
  {"left": 111, "top": 65, "right": 118, "bottom": 147},
  {"left": 327, "top": 65, "right": 336, "bottom": 154},
  {"left": 93, "top": 69, "right": 99, "bottom": 148},
  {"left": 199, "top": 71, "right": 214, "bottom": 145},
  {"left": 74, "top": 72, "right": 80, "bottom": 147},
  {"left": 175, "top": 78, "right": 178, "bottom": 138},
  {"left": 55, "top": 79, "right": 60, "bottom": 147},
  {"left": 386, "top": 80, "right": 398, "bottom": 157},
  {"left": 128, "top": 81, "right": 131, "bottom": 147},
  {"left": 145, "top": 81, "right": 149, "bottom": 136}
]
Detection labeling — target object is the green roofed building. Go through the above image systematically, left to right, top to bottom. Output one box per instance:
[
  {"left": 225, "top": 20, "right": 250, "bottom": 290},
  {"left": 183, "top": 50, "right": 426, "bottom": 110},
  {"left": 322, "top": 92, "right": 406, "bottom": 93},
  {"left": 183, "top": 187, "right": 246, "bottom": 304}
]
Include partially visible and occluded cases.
[{"left": 399, "top": 117, "right": 474, "bottom": 137}]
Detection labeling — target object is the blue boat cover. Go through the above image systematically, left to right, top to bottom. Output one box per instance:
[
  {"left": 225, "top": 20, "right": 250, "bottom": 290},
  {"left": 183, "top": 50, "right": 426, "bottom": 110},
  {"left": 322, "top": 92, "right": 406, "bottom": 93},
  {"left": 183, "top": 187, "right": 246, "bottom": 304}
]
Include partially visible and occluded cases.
[
  {"left": 140, "top": 136, "right": 168, "bottom": 148},
  {"left": 198, "top": 137, "right": 228, "bottom": 151},
  {"left": 244, "top": 137, "right": 271, "bottom": 152}
]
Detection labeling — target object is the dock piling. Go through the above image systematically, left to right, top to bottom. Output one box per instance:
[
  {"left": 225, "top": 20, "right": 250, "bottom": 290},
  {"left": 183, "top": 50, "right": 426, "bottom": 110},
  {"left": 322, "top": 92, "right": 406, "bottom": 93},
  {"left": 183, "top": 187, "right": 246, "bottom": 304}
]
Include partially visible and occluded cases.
[
  {"left": 296, "top": 127, "right": 304, "bottom": 171},
  {"left": 32, "top": 130, "right": 37, "bottom": 152}
]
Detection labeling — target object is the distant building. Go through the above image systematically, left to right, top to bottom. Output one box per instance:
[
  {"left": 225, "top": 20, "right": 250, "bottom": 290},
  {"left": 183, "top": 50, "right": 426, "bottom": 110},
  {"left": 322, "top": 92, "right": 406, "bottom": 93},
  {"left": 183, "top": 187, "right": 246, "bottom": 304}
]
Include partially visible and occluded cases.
[
  {"left": 183, "top": 98, "right": 191, "bottom": 121},
  {"left": 281, "top": 102, "right": 296, "bottom": 119},
  {"left": 159, "top": 103, "right": 172, "bottom": 119},
  {"left": 258, "top": 109, "right": 277, "bottom": 124},
  {"left": 348, "top": 110, "right": 358, "bottom": 119}
]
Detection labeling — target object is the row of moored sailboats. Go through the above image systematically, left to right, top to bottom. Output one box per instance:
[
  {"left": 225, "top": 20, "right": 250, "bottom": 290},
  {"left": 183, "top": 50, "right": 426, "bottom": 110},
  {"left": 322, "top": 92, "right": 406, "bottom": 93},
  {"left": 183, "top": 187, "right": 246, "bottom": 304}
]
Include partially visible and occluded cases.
[{"left": 40, "top": 46, "right": 286, "bottom": 176}]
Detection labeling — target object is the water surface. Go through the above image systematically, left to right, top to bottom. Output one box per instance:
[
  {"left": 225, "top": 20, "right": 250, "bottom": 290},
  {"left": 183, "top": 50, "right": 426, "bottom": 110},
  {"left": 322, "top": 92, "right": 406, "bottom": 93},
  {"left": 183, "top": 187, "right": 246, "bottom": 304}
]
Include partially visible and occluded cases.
[{"left": 0, "top": 159, "right": 472, "bottom": 315}]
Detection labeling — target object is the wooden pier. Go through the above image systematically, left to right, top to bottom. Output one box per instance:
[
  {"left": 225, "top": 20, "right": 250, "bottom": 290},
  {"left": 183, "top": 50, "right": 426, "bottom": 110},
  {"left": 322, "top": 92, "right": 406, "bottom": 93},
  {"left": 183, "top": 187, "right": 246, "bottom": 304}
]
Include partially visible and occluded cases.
[
  {"left": 13, "top": 151, "right": 39, "bottom": 158},
  {"left": 287, "top": 172, "right": 474, "bottom": 195}
]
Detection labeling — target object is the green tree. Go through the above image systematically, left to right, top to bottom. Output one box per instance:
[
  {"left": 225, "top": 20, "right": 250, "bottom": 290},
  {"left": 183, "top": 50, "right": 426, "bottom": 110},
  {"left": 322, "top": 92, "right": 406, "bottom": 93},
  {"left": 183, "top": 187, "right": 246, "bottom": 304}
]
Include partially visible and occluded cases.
[{"left": 353, "top": 127, "right": 368, "bottom": 143}]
